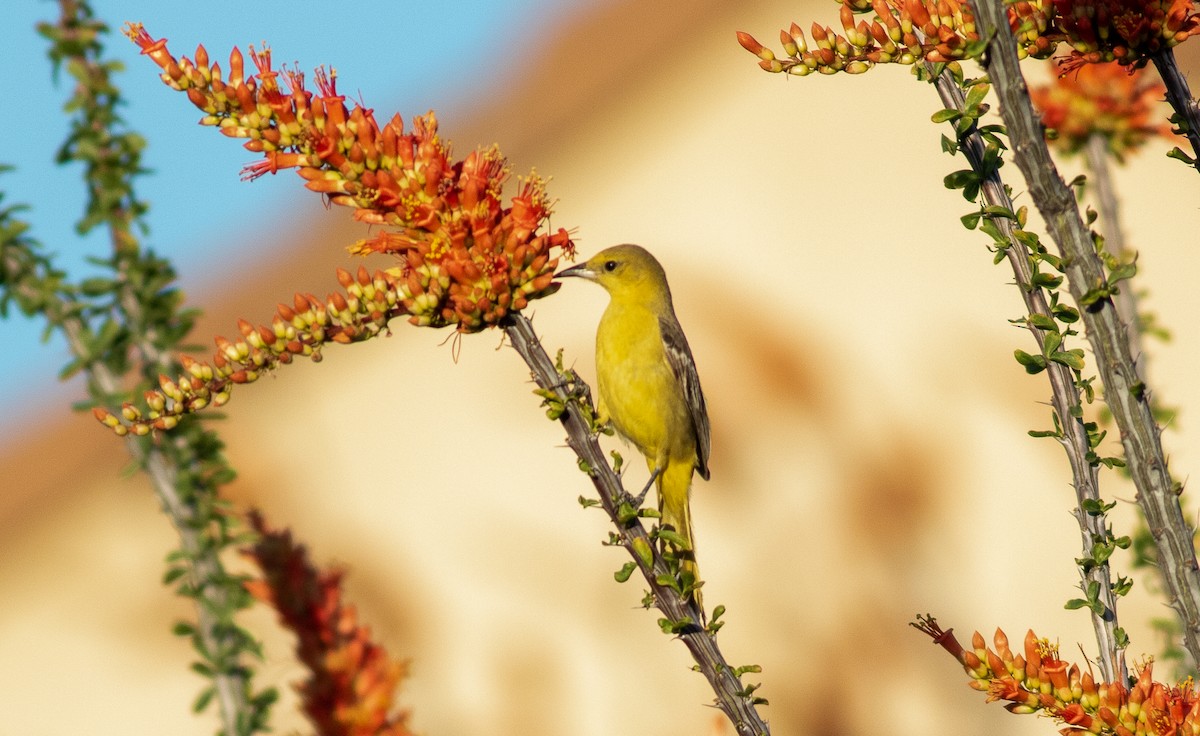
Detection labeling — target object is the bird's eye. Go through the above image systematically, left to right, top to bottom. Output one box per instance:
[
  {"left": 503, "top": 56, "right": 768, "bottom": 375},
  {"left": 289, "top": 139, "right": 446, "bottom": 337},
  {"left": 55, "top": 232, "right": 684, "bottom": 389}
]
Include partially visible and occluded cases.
[{"left": 604, "top": 260, "right": 618, "bottom": 272}]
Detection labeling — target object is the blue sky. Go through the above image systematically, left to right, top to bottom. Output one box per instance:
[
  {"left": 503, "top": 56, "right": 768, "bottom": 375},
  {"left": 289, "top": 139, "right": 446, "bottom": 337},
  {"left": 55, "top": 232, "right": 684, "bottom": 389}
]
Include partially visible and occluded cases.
[{"left": 0, "top": 0, "right": 592, "bottom": 441}]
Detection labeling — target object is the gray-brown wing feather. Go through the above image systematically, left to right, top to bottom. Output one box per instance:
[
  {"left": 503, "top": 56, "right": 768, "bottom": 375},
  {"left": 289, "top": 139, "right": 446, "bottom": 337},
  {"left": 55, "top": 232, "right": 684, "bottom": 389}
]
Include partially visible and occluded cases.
[{"left": 659, "top": 314, "right": 711, "bottom": 480}]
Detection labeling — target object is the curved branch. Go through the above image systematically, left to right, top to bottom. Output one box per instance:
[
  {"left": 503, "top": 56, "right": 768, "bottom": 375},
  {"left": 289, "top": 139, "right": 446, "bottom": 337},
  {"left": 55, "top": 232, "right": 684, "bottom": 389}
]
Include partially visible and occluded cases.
[
  {"left": 973, "top": 0, "right": 1200, "bottom": 664},
  {"left": 1151, "top": 49, "right": 1200, "bottom": 173},
  {"left": 928, "top": 64, "right": 1126, "bottom": 683},
  {"left": 503, "top": 312, "right": 771, "bottom": 736}
]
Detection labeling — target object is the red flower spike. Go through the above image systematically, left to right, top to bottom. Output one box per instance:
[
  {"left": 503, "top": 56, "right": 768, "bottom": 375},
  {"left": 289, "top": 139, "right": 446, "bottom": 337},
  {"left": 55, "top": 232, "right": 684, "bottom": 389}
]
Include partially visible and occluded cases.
[
  {"left": 738, "top": 0, "right": 1200, "bottom": 74},
  {"left": 121, "top": 24, "right": 574, "bottom": 336},
  {"left": 99, "top": 25, "right": 576, "bottom": 436},
  {"left": 1029, "top": 61, "right": 1175, "bottom": 160},
  {"left": 244, "top": 512, "right": 414, "bottom": 736},
  {"left": 916, "top": 619, "right": 1200, "bottom": 736}
]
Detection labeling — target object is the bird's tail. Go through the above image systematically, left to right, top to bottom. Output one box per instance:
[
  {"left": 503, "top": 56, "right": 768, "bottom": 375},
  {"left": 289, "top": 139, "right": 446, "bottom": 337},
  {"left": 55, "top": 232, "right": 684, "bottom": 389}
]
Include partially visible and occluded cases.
[{"left": 657, "top": 459, "right": 702, "bottom": 613}]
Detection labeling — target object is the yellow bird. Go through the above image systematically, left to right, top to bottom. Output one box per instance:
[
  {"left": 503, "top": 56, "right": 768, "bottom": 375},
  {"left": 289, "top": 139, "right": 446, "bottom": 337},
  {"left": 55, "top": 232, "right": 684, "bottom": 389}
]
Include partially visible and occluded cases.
[{"left": 558, "top": 244, "right": 711, "bottom": 602}]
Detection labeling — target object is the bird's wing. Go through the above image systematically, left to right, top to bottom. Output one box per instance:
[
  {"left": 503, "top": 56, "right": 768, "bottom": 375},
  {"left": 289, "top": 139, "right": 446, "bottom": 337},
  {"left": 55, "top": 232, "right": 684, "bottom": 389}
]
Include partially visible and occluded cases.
[{"left": 659, "top": 314, "right": 711, "bottom": 479}]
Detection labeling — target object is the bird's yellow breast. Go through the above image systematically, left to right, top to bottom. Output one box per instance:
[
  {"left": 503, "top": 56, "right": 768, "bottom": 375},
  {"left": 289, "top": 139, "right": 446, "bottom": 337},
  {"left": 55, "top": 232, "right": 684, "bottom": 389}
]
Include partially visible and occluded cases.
[{"left": 595, "top": 302, "right": 694, "bottom": 467}]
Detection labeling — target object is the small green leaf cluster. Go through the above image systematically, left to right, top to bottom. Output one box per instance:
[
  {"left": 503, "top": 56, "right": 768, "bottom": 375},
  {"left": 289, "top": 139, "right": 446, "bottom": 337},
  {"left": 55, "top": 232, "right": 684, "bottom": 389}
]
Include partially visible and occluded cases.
[
  {"left": 38, "top": 7, "right": 150, "bottom": 238},
  {"left": 937, "top": 79, "right": 1006, "bottom": 201},
  {"left": 1166, "top": 110, "right": 1196, "bottom": 166},
  {"left": 0, "top": 185, "right": 78, "bottom": 325},
  {"left": 1078, "top": 225, "right": 1138, "bottom": 313},
  {"left": 539, "top": 349, "right": 607, "bottom": 435},
  {"left": 161, "top": 438, "right": 278, "bottom": 733},
  {"left": 707, "top": 604, "right": 727, "bottom": 635},
  {"left": 732, "top": 669, "right": 769, "bottom": 707}
]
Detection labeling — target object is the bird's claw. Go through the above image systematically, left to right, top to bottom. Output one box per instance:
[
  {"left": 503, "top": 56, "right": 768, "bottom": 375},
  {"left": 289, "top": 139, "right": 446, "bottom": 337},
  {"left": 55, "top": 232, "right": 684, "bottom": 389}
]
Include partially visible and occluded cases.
[{"left": 631, "top": 466, "right": 661, "bottom": 508}]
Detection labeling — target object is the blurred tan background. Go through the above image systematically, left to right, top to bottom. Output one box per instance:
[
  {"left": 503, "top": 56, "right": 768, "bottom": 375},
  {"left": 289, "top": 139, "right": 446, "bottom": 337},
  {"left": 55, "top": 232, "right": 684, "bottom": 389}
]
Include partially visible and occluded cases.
[{"left": 4, "top": 0, "right": 1200, "bottom": 734}]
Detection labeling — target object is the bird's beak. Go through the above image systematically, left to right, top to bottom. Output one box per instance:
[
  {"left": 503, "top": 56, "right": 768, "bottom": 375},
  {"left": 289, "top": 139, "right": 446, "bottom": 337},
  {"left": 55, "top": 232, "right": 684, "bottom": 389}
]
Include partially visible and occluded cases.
[{"left": 555, "top": 262, "right": 595, "bottom": 280}]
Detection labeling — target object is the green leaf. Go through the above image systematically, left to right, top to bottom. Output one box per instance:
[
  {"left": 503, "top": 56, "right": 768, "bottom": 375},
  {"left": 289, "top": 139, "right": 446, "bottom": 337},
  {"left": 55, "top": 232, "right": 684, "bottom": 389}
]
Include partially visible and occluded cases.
[
  {"left": 964, "top": 82, "right": 989, "bottom": 110},
  {"left": 931, "top": 108, "right": 961, "bottom": 123},
  {"left": 1167, "top": 146, "right": 1196, "bottom": 165},
  {"left": 943, "top": 169, "right": 978, "bottom": 191},
  {"left": 961, "top": 211, "right": 982, "bottom": 229},
  {"left": 978, "top": 216, "right": 1004, "bottom": 243},
  {"left": 1039, "top": 251, "right": 1063, "bottom": 270},
  {"left": 1108, "top": 262, "right": 1137, "bottom": 284},
  {"left": 1031, "top": 272, "right": 1063, "bottom": 289},
  {"left": 78, "top": 276, "right": 115, "bottom": 296},
  {"left": 1052, "top": 303, "right": 1080, "bottom": 323},
  {"left": 1028, "top": 313, "right": 1058, "bottom": 331},
  {"left": 1014, "top": 349, "right": 1047, "bottom": 374},
  {"left": 1050, "top": 349, "right": 1085, "bottom": 370},
  {"left": 1081, "top": 497, "right": 1115, "bottom": 514},
  {"left": 616, "top": 502, "right": 638, "bottom": 524},
  {"left": 657, "top": 528, "right": 691, "bottom": 549},
  {"left": 632, "top": 537, "right": 654, "bottom": 568},
  {"left": 614, "top": 561, "right": 637, "bottom": 583},
  {"left": 163, "top": 566, "right": 188, "bottom": 585},
  {"left": 656, "top": 573, "right": 682, "bottom": 593},
  {"left": 1114, "top": 577, "right": 1134, "bottom": 596},
  {"left": 658, "top": 616, "right": 694, "bottom": 634},
  {"left": 172, "top": 621, "right": 197, "bottom": 637},
  {"left": 191, "top": 661, "right": 214, "bottom": 677},
  {"left": 192, "top": 686, "right": 216, "bottom": 713}
]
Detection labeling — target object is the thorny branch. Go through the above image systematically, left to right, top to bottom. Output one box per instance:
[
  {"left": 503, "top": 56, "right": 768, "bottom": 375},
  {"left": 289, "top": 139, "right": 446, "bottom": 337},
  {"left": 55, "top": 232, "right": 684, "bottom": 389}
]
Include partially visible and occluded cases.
[
  {"left": 974, "top": 0, "right": 1200, "bottom": 666},
  {"left": 926, "top": 62, "right": 1127, "bottom": 682},
  {"left": 503, "top": 312, "right": 771, "bottom": 736}
]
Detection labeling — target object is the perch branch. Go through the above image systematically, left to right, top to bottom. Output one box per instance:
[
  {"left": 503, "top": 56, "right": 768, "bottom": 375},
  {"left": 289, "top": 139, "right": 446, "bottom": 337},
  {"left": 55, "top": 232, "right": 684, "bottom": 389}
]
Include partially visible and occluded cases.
[{"left": 503, "top": 312, "right": 771, "bottom": 736}]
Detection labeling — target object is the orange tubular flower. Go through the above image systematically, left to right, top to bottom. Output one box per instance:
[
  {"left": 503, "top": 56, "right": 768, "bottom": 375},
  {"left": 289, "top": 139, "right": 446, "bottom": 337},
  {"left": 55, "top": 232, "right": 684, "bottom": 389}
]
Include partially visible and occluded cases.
[
  {"left": 737, "top": 0, "right": 1199, "bottom": 75},
  {"left": 121, "top": 23, "right": 574, "bottom": 333},
  {"left": 1029, "top": 62, "right": 1174, "bottom": 160},
  {"left": 913, "top": 616, "right": 1200, "bottom": 736}
]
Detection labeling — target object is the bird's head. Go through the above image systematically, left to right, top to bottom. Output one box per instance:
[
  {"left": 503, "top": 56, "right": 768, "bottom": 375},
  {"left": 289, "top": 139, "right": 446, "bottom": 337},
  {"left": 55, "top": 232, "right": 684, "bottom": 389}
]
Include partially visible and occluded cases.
[{"left": 555, "top": 244, "right": 672, "bottom": 303}]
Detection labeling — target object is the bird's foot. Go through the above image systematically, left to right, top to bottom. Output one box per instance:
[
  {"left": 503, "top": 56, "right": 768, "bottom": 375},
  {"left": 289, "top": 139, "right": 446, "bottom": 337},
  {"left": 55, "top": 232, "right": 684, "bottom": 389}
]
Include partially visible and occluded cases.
[{"left": 631, "top": 466, "right": 661, "bottom": 508}]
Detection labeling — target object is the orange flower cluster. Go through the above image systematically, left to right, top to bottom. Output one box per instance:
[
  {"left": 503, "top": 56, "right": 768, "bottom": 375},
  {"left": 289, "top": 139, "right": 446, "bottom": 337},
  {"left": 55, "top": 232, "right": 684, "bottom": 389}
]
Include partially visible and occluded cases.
[
  {"left": 737, "top": 0, "right": 1199, "bottom": 76},
  {"left": 1053, "top": 0, "right": 1199, "bottom": 67},
  {"left": 122, "top": 23, "right": 573, "bottom": 332},
  {"left": 1030, "top": 62, "right": 1173, "bottom": 159},
  {"left": 93, "top": 266, "right": 401, "bottom": 436},
  {"left": 245, "top": 511, "right": 413, "bottom": 736},
  {"left": 916, "top": 617, "right": 1200, "bottom": 736}
]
